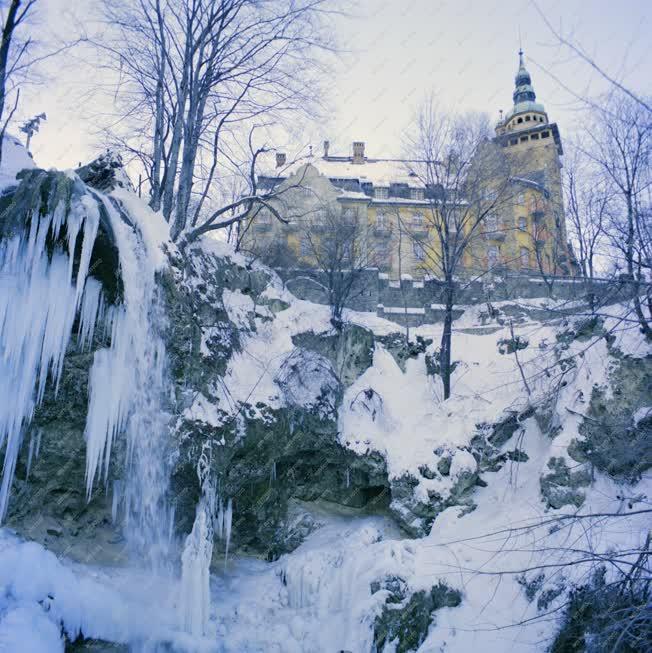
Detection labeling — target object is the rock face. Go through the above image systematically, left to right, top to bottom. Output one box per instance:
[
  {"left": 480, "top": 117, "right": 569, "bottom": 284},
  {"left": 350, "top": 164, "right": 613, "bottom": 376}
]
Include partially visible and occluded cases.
[
  {"left": 162, "top": 245, "right": 391, "bottom": 558},
  {"left": 372, "top": 578, "right": 462, "bottom": 652}
]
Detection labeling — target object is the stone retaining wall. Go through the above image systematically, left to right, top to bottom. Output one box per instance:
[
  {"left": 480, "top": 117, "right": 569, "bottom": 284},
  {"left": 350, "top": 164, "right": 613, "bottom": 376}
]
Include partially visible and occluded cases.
[{"left": 274, "top": 267, "right": 643, "bottom": 326}]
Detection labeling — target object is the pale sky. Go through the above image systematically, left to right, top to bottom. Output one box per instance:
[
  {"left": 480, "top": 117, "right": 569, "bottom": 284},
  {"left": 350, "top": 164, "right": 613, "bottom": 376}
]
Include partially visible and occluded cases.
[{"left": 21, "top": 0, "right": 652, "bottom": 170}]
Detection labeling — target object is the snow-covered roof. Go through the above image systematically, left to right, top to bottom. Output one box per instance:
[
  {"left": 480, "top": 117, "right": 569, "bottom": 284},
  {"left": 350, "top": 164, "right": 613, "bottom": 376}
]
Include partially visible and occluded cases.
[{"left": 260, "top": 152, "right": 425, "bottom": 189}]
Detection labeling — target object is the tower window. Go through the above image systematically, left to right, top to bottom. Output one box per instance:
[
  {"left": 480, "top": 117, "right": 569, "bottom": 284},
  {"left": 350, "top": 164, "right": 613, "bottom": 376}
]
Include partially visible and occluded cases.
[{"left": 541, "top": 131, "right": 550, "bottom": 139}]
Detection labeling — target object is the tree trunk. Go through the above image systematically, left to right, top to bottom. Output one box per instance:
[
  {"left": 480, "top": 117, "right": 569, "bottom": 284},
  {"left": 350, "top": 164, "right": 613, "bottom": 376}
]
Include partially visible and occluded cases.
[
  {"left": 0, "top": 0, "right": 21, "bottom": 167},
  {"left": 626, "top": 194, "right": 652, "bottom": 338},
  {"left": 440, "top": 280, "right": 454, "bottom": 400}
]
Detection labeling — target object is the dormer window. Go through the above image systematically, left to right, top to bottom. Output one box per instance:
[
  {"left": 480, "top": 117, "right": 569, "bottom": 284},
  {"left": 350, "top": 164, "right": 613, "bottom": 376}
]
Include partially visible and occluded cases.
[
  {"left": 375, "top": 187, "right": 389, "bottom": 199},
  {"left": 410, "top": 188, "right": 424, "bottom": 201}
]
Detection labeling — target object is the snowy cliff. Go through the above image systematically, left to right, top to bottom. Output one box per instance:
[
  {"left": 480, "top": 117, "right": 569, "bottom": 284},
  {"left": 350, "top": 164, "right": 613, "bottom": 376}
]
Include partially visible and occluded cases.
[{"left": 0, "top": 143, "right": 650, "bottom": 652}]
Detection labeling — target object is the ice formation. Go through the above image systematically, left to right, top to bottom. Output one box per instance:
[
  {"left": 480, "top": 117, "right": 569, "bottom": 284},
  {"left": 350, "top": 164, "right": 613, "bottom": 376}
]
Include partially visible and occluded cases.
[
  {"left": 0, "top": 171, "right": 174, "bottom": 569},
  {"left": 0, "top": 186, "right": 101, "bottom": 520},
  {"left": 84, "top": 195, "right": 173, "bottom": 567},
  {"left": 180, "top": 498, "right": 214, "bottom": 637}
]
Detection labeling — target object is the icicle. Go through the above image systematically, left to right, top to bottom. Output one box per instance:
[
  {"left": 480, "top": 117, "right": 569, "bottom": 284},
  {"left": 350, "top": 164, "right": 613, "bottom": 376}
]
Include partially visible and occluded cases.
[
  {"left": 0, "top": 189, "right": 100, "bottom": 522},
  {"left": 77, "top": 278, "right": 103, "bottom": 351},
  {"left": 0, "top": 429, "right": 23, "bottom": 520},
  {"left": 25, "top": 430, "right": 40, "bottom": 480},
  {"left": 345, "top": 467, "right": 350, "bottom": 489},
  {"left": 111, "top": 480, "right": 122, "bottom": 523},
  {"left": 224, "top": 498, "right": 233, "bottom": 565},
  {"left": 179, "top": 499, "right": 213, "bottom": 637},
  {"left": 216, "top": 500, "right": 224, "bottom": 540}
]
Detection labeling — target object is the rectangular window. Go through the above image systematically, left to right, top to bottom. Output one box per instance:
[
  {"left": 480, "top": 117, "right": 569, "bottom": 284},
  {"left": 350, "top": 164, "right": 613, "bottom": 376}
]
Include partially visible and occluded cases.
[
  {"left": 541, "top": 131, "right": 550, "bottom": 139},
  {"left": 375, "top": 187, "right": 389, "bottom": 199},
  {"left": 258, "top": 209, "right": 272, "bottom": 224},
  {"left": 376, "top": 212, "right": 387, "bottom": 229},
  {"left": 412, "top": 212, "right": 424, "bottom": 229},
  {"left": 485, "top": 212, "right": 498, "bottom": 231},
  {"left": 518, "top": 216, "right": 527, "bottom": 231},
  {"left": 300, "top": 235, "right": 311, "bottom": 257},
  {"left": 413, "top": 241, "right": 426, "bottom": 261},
  {"left": 487, "top": 246, "right": 499, "bottom": 268},
  {"left": 520, "top": 247, "right": 530, "bottom": 268}
]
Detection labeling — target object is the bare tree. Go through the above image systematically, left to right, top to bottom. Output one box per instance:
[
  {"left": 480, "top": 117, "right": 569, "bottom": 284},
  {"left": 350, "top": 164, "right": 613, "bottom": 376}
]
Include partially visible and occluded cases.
[
  {"left": 0, "top": 0, "right": 35, "bottom": 164},
  {"left": 98, "top": 0, "right": 334, "bottom": 241},
  {"left": 581, "top": 94, "right": 652, "bottom": 338},
  {"left": 405, "top": 100, "right": 514, "bottom": 399},
  {"left": 564, "top": 146, "right": 610, "bottom": 282},
  {"left": 293, "top": 203, "right": 375, "bottom": 330}
]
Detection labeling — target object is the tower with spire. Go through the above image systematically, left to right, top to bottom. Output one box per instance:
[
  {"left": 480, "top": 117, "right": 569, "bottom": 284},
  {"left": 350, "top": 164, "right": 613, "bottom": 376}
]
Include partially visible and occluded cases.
[
  {"left": 490, "top": 48, "right": 574, "bottom": 275},
  {"left": 494, "top": 48, "right": 562, "bottom": 154}
]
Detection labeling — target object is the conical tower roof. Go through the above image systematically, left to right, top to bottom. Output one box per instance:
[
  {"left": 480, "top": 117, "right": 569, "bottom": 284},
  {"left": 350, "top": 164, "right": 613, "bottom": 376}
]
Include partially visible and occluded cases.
[{"left": 503, "top": 49, "right": 546, "bottom": 123}]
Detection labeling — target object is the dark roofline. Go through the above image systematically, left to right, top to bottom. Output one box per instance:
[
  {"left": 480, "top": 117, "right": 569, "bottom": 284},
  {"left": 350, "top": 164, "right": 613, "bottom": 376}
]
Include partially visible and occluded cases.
[{"left": 493, "top": 122, "right": 563, "bottom": 155}]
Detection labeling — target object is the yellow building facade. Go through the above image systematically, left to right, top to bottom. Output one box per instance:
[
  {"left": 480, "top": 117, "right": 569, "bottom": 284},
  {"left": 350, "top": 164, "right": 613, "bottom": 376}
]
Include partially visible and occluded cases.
[{"left": 243, "top": 51, "right": 576, "bottom": 280}]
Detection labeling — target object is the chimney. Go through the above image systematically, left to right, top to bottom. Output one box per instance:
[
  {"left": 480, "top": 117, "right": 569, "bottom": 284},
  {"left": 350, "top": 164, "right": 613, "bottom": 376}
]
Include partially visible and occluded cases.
[
  {"left": 323, "top": 140, "right": 330, "bottom": 158},
  {"left": 352, "top": 141, "right": 365, "bottom": 164},
  {"left": 275, "top": 152, "right": 286, "bottom": 168}
]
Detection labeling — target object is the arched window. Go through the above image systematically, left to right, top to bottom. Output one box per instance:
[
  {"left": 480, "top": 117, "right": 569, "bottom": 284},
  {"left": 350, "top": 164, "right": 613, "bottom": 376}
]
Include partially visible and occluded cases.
[{"left": 517, "top": 117, "right": 523, "bottom": 124}]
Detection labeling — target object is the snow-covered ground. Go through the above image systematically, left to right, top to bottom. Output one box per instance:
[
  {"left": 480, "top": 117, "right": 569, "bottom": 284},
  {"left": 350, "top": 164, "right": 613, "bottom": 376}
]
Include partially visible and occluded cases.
[
  {"left": 0, "top": 141, "right": 649, "bottom": 652},
  {"left": 2, "top": 279, "right": 650, "bottom": 651}
]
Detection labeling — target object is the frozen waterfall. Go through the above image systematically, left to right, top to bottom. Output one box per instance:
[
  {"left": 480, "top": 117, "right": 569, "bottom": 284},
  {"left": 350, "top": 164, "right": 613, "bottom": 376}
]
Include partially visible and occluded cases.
[
  {"left": 0, "top": 187, "right": 101, "bottom": 520},
  {"left": 84, "top": 194, "right": 173, "bottom": 568}
]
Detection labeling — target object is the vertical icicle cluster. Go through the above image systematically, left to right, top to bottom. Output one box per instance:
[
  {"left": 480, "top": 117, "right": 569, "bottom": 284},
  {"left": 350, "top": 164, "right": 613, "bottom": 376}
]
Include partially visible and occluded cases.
[
  {"left": 0, "top": 185, "right": 102, "bottom": 520},
  {"left": 179, "top": 444, "right": 234, "bottom": 637},
  {"left": 179, "top": 498, "right": 214, "bottom": 637}
]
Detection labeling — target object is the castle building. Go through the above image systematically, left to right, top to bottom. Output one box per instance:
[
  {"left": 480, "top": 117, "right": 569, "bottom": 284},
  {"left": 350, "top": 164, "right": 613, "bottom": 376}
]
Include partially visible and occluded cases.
[{"left": 243, "top": 50, "right": 575, "bottom": 280}]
